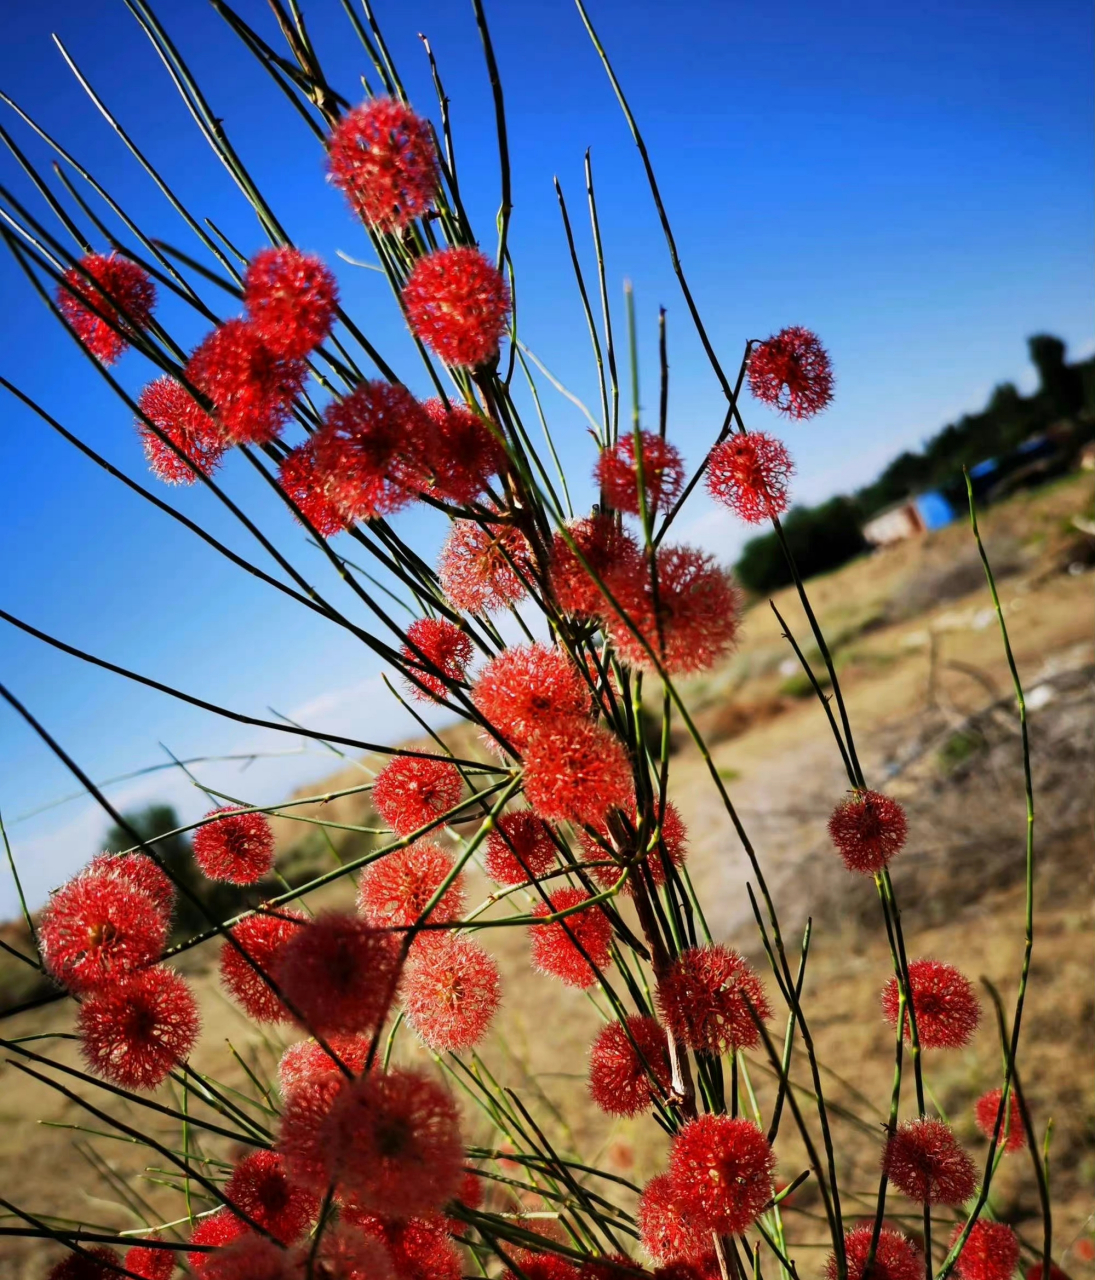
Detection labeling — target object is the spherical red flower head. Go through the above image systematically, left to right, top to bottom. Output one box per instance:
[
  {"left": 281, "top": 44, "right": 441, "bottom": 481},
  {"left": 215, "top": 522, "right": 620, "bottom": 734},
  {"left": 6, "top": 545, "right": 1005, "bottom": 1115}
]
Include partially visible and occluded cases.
[
  {"left": 327, "top": 97, "right": 439, "bottom": 230},
  {"left": 243, "top": 246, "right": 338, "bottom": 360},
  {"left": 403, "top": 247, "right": 510, "bottom": 369},
  {"left": 58, "top": 253, "right": 155, "bottom": 364},
  {"left": 185, "top": 318, "right": 306, "bottom": 445},
  {"left": 747, "top": 327, "right": 834, "bottom": 419},
  {"left": 138, "top": 376, "right": 226, "bottom": 484},
  {"left": 312, "top": 382, "right": 435, "bottom": 523},
  {"left": 422, "top": 398, "right": 506, "bottom": 504},
  {"left": 596, "top": 431, "right": 684, "bottom": 516},
  {"left": 706, "top": 433, "right": 794, "bottom": 523},
  {"left": 278, "top": 441, "right": 349, "bottom": 538},
  {"left": 550, "top": 516, "right": 642, "bottom": 619},
  {"left": 438, "top": 517, "right": 531, "bottom": 613},
  {"left": 606, "top": 545, "right": 741, "bottom": 676},
  {"left": 401, "top": 618, "right": 474, "bottom": 702},
  {"left": 473, "top": 644, "right": 591, "bottom": 749},
  {"left": 522, "top": 719, "right": 634, "bottom": 827},
  {"left": 372, "top": 757, "right": 464, "bottom": 836},
  {"left": 828, "top": 790, "right": 908, "bottom": 874},
  {"left": 579, "top": 799, "right": 688, "bottom": 894},
  {"left": 194, "top": 807, "right": 276, "bottom": 885},
  {"left": 484, "top": 810, "right": 558, "bottom": 885},
  {"left": 357, "top": 843, "right": 466, "bottom": 930},
  {"left": 88, "top": 850, "right": 176, "bottom": 921},
  {"left": 39, "top": 871, "right": 166, "bottom": 992},
  {"left": 529, "top": 886, "right": 614, "bottom": 989},
  {"left": 220, "top": 910, "right": 306, "bottom": 1023},
  {"left": 276, "top": 912, "right": 400, "bottom": 1035},
  {"left": 401, "top": 934, "right": 501, "bottom": 1052},
  {"left": 657, "top": 944, "right": 771, "bottom": 1054},
  {"left": 881, "top": 959, "right": 981, "bottom": 1050},
  {"left": 77, "top": 964, "right": 200, "bottom": 1090},
  {"left": 588, "top": 1015, "right": 671, "bottom": 1117},
  {"left": 277, "top": 1034, "right": 372, "bottom": 1097},
  {"left": 278, "top": 1069, "right": 347, "bottom": 1190},
  {"left": 324, "top": 1069, "right": 464, "bottom": 1217},
  {"left": 974, "top": 1088, "right": 1025, "bottom": 1153},
  {"left": 668, "top": 1115, "right": 775, "bottom": 1235},
  {"left": 882, "top": 1118, "right": 977, "bottom": 1205},
  {"left": 225, "top": 1150, "right": 318, "bottom": 1245},
  {"left": 456, "top": 1167, "right": 483, "bottom": 1213},
  {"left": 637, "top": 1173, "right": 710, "bottom": 1265},
  {"left": 188, "top": 1209, "right": 248, "bottom": 1274},
  {"left": 349, "top": 1212, "right": 462, "bottom": 1280},
  {"left": 950, "top": 1221, "right": 1020, "bottom": 1280},
  {"left": 831, "top": 1225, "right": 923, "bottom": 1280},
  {"left": 293, "top": 1226, "right": 396, "bottom": 1280},
  {"left": 196, "top": 1235, "right": 292, "bottom": 1280},
  {"left": 124, "top": 1237, "right": 176, "bottom": 1280},
  {"left": 46, "top": 1247, "right": 121, "bottom": 1280}
]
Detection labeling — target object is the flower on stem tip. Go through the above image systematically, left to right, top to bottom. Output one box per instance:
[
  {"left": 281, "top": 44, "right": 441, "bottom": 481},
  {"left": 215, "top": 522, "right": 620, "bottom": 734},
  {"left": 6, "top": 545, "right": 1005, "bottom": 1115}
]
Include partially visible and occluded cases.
[
  {"left": 327, "top": 97, "right": 439, "bottom": 230},
  {"left": 242, "top": 245, "right": 338, "bottom": 360},
  {"left": 402, "top": 246, "right": 510, "bottom": 368},
  {"left": 57, "top": 253, "right": 155, "bottom": 365},
  {"left": 747, "top": 326, "right": 834, "bottom": 419},
  {"left": 138, "top": 376, "right": 226, "bottom": 484},
  {"left": 422, "top": 397, "right": 506, "bottom": 503},
  {"left": 596, "top": 430, "right": 685, "bottom": 517},
  {"left": 706, "top": 432, "right": 793, "bottom": 523},
  {"left": 277, "top": 440, "right": 349, "bottom": 538},
  {"left": 549, "top": 515, "right": 641, "bottom": 619},
  {"left": 437, "top": 516, "right": 532, "bottom": 613},
  {"left": 400, "top": 617, "right": 474, "bottom": 702},
  {"left": 472, "top": 643, "right": 591, "bottom": 749},
  {"left": 521, "top": 717, "right": 634, "bottom": 826},
  {"left": 371, "top": 756, "right": 464, "bottom": 836},
  {"left": 828, "top": 789, "right": 908, "bottom": 874},
  {"left": 193, "top": 806, "right": 275, "bottom": 885},
  {"left": 483, "top": 809, "right": 558, "bottom": 885},
  {"left": 357, "top": 842, "right": 466, "bottom": 931},
  {"left": 87, "top": 850, "right": 175, "bottom": 920},
  {"left": 529, "top": 886, "right": 614, "bottom": 989},
  {"left": 219, "top": 910, "right": 306, "bottom": 1024},
  {"left": 400, "top": 933, "right": 501, "bottom": 1051},
  {"left": 657, "top": 943, "right": 770, "bottom": 1053},
  {"left": 881, "top": 958, "right": 981, "bottom": 1049},
  {"left": 588, "top": 1015, "right": 672, "bottom": 1117},
  {"left": 277, "top": 1034, "right": 373, "bottom": 1097},
  {"left": 974, "top": 1087, "right": 1026, "bottom": 1152},
  {"left": 667, "top": 1115, "right": 776, "bottom": 1235},
  {"left": 882, "top": 1117, "right": 977, "bottom": 1205},
  {"left": 224, "top": 1150, "right": 318, "bottom": 1245},
  {"left": 636, "top": 1173, "right": 711, "bottom": 1264},
  {"left": 344, "top": 1207, "right": 463, "bottom": 1280},
  {"left": 949, "top": 1221, "right": 1021, "bottom": 1280},
  {"left": 828, "top": 1225, "right": 923, "bottom": 1280},
  {"left": 294, "top": 1226, "right": 397, "bottom": 1280},
  {"left": 191, "top": 1234, "right": 291, "bottom": 1280},
  {"left": 123, "top": 1238, "right": 176, "bottom": 1280},
  {"left": 46, "top": 1249, "right": 122, "bottom": 1280}
]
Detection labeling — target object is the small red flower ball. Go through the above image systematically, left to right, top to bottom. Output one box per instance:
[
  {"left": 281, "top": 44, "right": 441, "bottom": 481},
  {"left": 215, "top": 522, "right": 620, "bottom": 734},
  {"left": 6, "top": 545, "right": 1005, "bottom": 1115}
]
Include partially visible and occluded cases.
[
  {"left": 327, "top": 97, "right": 439, "bottom": 230},
  {"left": 243, "top": 246, "right": 338, "bottom": 360},
  {"left": 403, "top": 247, "right": 511, "bottom": 368},
  {"left": 58, "top": 253, "right": 155, "bottom": 364},
  {"left": 185, "top": 318, "right": 306, "bottom": 445},
  {"left": 747, "top": 326, "right": 834, "bottom": 419},
  {"left": 138, "top": 376, "right": 226, "bottom": 484},
  {"left": 311, "top": 381, "right": 435, "bottom": 523},
  {"left": 422, "top": 398, "right": 506, "bottom": 503},
  {"left": 596, "top": 431, "right": 685, "bottom": 516},
  {"left": 706, "top": 432, "right": 794, "bottom": 523},
  {"left": 277, "top": 440, "right": 348, "bottom": 538},
  {"left": 550, "top": 515, "right": 641, "bottom": 619},
  {"left": 438, "top": 517, "right": 531, "bottom": 613},
  {"left": 606, "top": 544, "right": 741, "bottom": 676},
  {"left": 401, "top": 617, "right": 474, "bottom": 702},
  {"left": 473, "top": 644, "right": 590, "bottom": 749},
  {"left": 522, "top": 718, "right": 635, "bottom": 826},
  {"left": 372, "top": 756, "right": 464, "bottom": 836},
  {"left": 828, "top": 790, "right": 908, "bottom": 874},
  {"left": 579, "top": 798, "right": 688, "bottom": 893},
  {"left": 193, "top": 807, "right": 275, "bottom": 885},
  {"left": 484, "top": 810, "right": 558, "bottom": 885},
  {"left": 357, "top": 842, "right": 466, "bottom": 930},
  {"left": 87, "top": 850, "right": 176, "bottom": 920},
  {"left": 39, "top": 871, "right": 166, "bottom": 992},
  {"left": 529, "top": 886, "right": 614, "bottom": 989},
  {"left": 219, "top": 910, "right": 307, "bottom": 1023},
  {"left": 275, "top": 912, "right": 400, "bottom": 1035},
  {"left": 401, "top": 933, "right": 501, "bottom": 1051},
  {"left": 657, "top": 944, "right": 771, "bottom": 1054},
  {"left": 881, "top": 959, "right": 981, "bottom": 1050},
  {"left": 77, "top": 964, "right": 200, "bottom": 1090},
  {"left": 588, "top": 1015, "right": 672, "bottom": 1117},
  {"left": 277, "top": 1033, "right": 372, "bottom": 1097},
  {"left": 278, "top": 1069, "right": 349, "bottom": 1191},
  {"left": 974, "top": 1088, "right": 1026, "bottom": 1153},
  {"left": 668, "top": 1115, "right": 776, "bottom": 1235},
  {"left": 883, "top": 1117, "right": 978, "bottom": 1205},
  {"left": 225, "top": 1150, "right": 318, "bottom": 1245},
  {"left": 187, "top": 1208, "right": 247, "bottom": 1274},
  {"left": 377, "top": 1217, "right": 463, "bottom": 1280},
  {"left": 950, "top": 1221, "right": 1021, "bottom": 1280},
  {"left": 829, "top": 1225, "right": 923, "bottom": 1280},
  {"left": 294, "top": 1226, "right": 396, "bottom": 1280},
  {"left": 194, "top": 1234, "right": 291, "bottom": 1280},
  {"left": 123, "top": 1238, "right": 176, "bottom": 1280},
  {"left": 46, "top": 1247, "right": 121, "bottom": 1280}
]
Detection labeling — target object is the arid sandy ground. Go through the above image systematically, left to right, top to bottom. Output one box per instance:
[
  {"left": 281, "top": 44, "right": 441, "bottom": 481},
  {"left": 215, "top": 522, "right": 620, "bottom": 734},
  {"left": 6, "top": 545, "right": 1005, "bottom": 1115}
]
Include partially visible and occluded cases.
[{"left": 1, "top": 473, "right": 1091, "bottom": 1278}]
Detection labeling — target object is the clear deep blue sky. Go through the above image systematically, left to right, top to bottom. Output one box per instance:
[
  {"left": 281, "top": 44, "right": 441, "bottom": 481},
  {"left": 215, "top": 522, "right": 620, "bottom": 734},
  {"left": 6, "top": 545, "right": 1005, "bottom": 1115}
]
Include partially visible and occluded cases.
[{"left": 0, "top": 0, "right": 1091, "bottom": 913}]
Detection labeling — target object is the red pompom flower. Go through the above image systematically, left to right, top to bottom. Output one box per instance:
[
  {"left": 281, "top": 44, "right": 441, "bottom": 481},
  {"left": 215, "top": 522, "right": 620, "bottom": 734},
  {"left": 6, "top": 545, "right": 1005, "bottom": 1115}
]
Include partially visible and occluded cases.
[
  {"left": 327, "top": 97, "right": 439, "bottom": 230},
  {"left": 243, "top": 245, "right": 338, "bottom": 359},
  {"left": 402, "top": 247, "right": 510, "bottom": 369},
  {"left": 58, "top": 252, "right": 155, "bottom": 364},
  {"left": 747, "top": 326, "right": 834, "bottom": 419},
  {"left": 138, "top": 376, "right": 226, "bottom": 484},
  {"left": 422, "top": 398, "right": 506, "bottom": 503},
  {"left": 596, "top": 431, "right": 684, "bottom": 516},
  {"left": 706, "top": 432, "right": 794, "bottom": 523},
  {"left": 277, "top": 440, "right": 349, "bottom": 538},
  {"left": 550, "top": 515, "right": 641, "bottom": 619},
  {"left": 438, "top": 516, "right": 531, "bottom": 613},
  {"left": 401, "top": 617, "right": 474, "bottom": 702},
  {"left": 473, "top": 644, "right": 590, "bottom": 749},
  {"left": 522, "top": 718, "right": 634, "bottom": 826},
  {"left": 371, "top": 756, "right": 464, "bottom": 836},
  {"left": 828, "top": 790, "right": 908, "bottom": 874},
  {"left": 193, "top": 807, "right": 275, "bottom": 885},
  {"left": 484, "top": 810, "right": 558, "bottom": 885},
  {"left": 357, "top": 842, "right": 466, "bottom": 930},
  {"left": 87, "top": 850, "right": 176, "bottom": 921},
  {"left": 529, "top": 886, "right": 613, "bottom": 989},
  {"left": 219, "top": 910, "right": 307, "bottom": 1023},
  {"left": 401, "top": 934, "right": 501, "bottom": 1051},
  {"left": 657, "top": 944, "right": 771, "bottom": 1054},
  {"left": 881, "top": 959, "right": 981, "bottom": 1050},
  {"left": 77, "top": 964, "right": 200, "bottom": 1090},
  {"left": 588, "top": 1015, "right": 672, "bottom": 1117},
  {"left": 277, "top": 1034, "right": 373, "bottom": 1097},
  {"left": 974, "top": 1088, "right": 1025, "bottom": 1153},
  {"left": 667, "top": 1115, "right": 776, "bottom": 1235},
  {"left": 882, "top": 1117, "right": 978, "bottom": 1205},
  {"left": 224, "top": 1150, "right": 318, "bottom": 1245},
  {"left": 636, "top": 1173, "right": 709, "bottom": 1264},
  {"left": 187, "top": 1209, "right": 247, "bottom": 1275},
  {"left": 950, "top": 1221, "right": 1020, "bottom": 1280},
  {"left": 829, "top": 1225, "right": 923, "bottom": 1280},
  {"left": 295, "top": 1226, "right": 396, "bottom": 1280},
  {"left": 193, "top": 1235, "right": 291, "bottom": 1280},
  {"left": 123, "top": 1238, "right": 176, "bottom": 1280},
  {"left": 46, "top": 1247, "right": 121, "bottom": 1280}
]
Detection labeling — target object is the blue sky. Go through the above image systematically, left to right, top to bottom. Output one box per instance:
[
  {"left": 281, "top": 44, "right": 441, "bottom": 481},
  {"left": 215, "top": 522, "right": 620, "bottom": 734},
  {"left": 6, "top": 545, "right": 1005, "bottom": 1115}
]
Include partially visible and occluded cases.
[{"left": 0, "top": 0, "right": 1090, "bottom": 914}]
